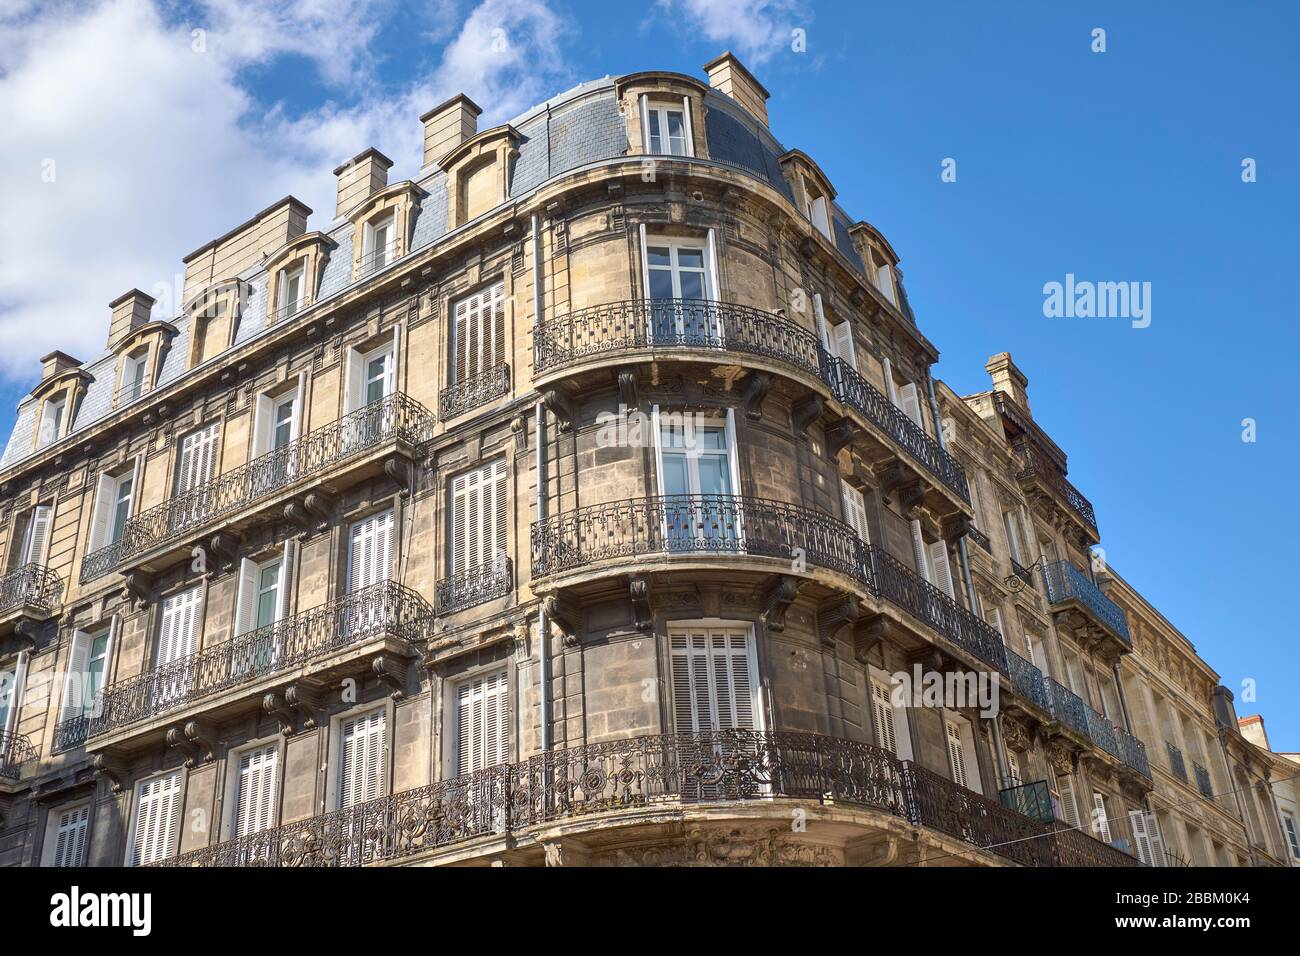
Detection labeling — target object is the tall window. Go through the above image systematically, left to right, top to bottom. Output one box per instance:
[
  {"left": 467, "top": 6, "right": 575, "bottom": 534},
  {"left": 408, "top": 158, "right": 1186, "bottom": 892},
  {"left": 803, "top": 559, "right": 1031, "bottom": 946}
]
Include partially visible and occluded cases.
[
  {"left": 642, "top": 100, "right": 690, "bottom": 156},
  {"left": 804, "top": 183, "right": 832, "bottom": 239},
  {"left": 363, "top": 214, "right": 395, "bottom": 270},
  {"left": 645, "top": 238, "right": 713, "bottom": 301},
  {"left": 277, "top": 263, "right": 305, "bottom": 318},
  {"left": 451, "top": 282, "right": 505, "bottom": 386},
  {"left": 347, "top": 342, "right": 395, "bottom": 413},
  {"left": 120, "top": 352, "right": 148, "bottom": 403},
  {"left": 880, "top": 356, "right": 922, "bottom": 427},
  {"left": 38, "top": 396, "right": 65, "bottom": 447},
  {"left": 654, "top": 408, "right": 739, "bottom": 550},
  {"left": 175, "top": 423, "right": 218, "bottom": 496},
  {"left": 450, "top": 459, "right": 507, "bottom": 576},
  {"left": 90, "top": 470, "right": 133, "bottom": 551},
  {"left": 840, "top": 482, "right": 870, "bottom": 543},
  {"left": 19, "top": 503, "right": 52, "bottom": 565},
  {"left": 348, "top": 509, "right": 394, "bottom": 593},
  {"left": 233, "top": 552, "right": 288, "bottom": 676},
  {"left": 154, "top": 585, "right": 203, "bottom": 705},
  {"left": 669, "top": 624, "right": 760, "bottom": 733},
  {"left": 59, "top": 625, "right": 112, "bottom": 725},
  {"left": 455, "top": 669, "right": 509, "bottom": 774},
  {"left": 869, "top": 675, "right": 912, "bottom": 760},
  {"left": 337, "top": 708, "right": 386, "bottom": 810},
  {"left": 944, "top": 718, "right": 970, "bottom": 789},
  {"left": 230, "top": 743, "right": 278, "bottom": 838},
  {"left": 129, "top": 771, "right": 181, "bottom": 866},
  {"left": 1092, "top": 791, "right": 1113, "bottom": 843},
  {"left": 44, "top": 801, "right": 91, "bottom": 867},
  {"left": 1284, "top": 813, "right": 1299, "bottom": 859}
]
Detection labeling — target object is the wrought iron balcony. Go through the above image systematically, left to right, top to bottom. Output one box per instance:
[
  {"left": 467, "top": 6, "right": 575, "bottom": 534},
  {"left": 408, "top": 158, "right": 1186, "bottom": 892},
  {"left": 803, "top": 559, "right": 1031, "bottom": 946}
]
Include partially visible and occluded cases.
[
  {"left": 355, "top": 240, "right": 401, "bottom": 278},
  {"left": 534, "top": 298, "right": 826, "bottom": 382},
  {"left": 823, "top": 357, "right": 970, "bottom": 503},
  {"left": 439, "top": 363, "right": 510, "bottom": 419},
  {"left": 80, "top": 394, "right": 436, "bottom": 584},
  {"left": 1013, "top": 439, "right": 1098, "bottom": 536},
  {"left": 531, "top": 493, "right": 868, "bottom": 588},
  {"left": 965, "top": 525, "right": 992, "bottom": 554},
  {"left": 866, "top": 545, "right": 1007, "bottom": 675},
  {"left": 435, "top": 557, "right": 513, "bottom": 616},
  {"left": 1041, "top": 560, "right": 1130, "bottom": 646},
  {"left": 0, "top": 563, "right": 63, "bottom": 617},
  {"left": 87, "top": 582, "right": 433, "bottom": 740},
  {"left": 1005, "top": 647, "right": 1051, "bottom": 713},
  {"left": 1041, "top": 677, "right": 1149, "bottom": 777},
  {"left": 1045, "top": 677, "right": 1091, "bottom": 738},
  {"left": 52, "top": 714, "right": 90, "bottom": 753},
  {"left": 1118, "top": 727, "right": 1150, "bottom": 778},
  {"left": 0, "top": 730, "right": 38, "bottom": 781},
  {"left": 151, "top": 730, "right": 1139, "bottom": 868},
  {"left": 1165, "top": 741, "right": 1187, "bottom": 782},
  {"left": 1194, "top": 761, "right": 1214, "bottom": 799},
  {"left": 999, "top": 779, "right": 1055, "bottom": 824}
]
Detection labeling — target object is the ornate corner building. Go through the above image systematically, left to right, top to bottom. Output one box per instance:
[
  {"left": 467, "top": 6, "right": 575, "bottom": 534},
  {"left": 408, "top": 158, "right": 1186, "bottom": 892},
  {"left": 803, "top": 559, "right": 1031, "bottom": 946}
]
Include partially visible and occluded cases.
[{"left": 0, "top": 53, "right": 1293, "bottom": 869}]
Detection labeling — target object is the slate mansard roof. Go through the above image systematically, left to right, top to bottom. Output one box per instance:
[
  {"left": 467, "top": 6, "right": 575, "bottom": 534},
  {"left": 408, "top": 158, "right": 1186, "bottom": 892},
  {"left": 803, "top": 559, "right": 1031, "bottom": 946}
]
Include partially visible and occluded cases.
[{"left": 3, "top": 75, "right": 880, "bottom": 471}]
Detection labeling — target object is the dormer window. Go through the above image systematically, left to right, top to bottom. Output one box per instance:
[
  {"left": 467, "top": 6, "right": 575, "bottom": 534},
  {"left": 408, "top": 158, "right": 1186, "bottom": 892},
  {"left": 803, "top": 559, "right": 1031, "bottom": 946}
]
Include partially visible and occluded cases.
[
  {"left": 640, "top": 97, "right": 693, "bottom": 157},
  {"left": 804, "top": 183, "right": 832, "bottom": 239},
  {"left": 362, "top": 214, "right": 395, "bottom": 274},
  {"left": 873, "top": 257, "right": 897, "bottom": 306},
  {"left": 277, "top": 263, "right": 305, "bottom": 319},
  {"left": 120, "top": 351, "right": 148, "bottom": 404},
  {"left": 38, "top": 397, "right": 65, "bottom": 447}
]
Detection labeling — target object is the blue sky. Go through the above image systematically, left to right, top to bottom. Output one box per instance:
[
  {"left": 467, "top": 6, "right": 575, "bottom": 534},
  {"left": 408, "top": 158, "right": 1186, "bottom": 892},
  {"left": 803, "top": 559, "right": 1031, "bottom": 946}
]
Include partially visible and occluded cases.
[{"left": 1, "top": 1, "right": 1295, "bottom": 747}]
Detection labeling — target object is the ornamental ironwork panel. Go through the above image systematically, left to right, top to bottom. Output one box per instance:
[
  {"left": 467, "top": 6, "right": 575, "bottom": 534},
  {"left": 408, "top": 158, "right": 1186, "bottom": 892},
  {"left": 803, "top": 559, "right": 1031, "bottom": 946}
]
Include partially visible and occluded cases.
[
  {"left": 439, "top": 363, "right": 510, "bottom": 419},
  {"left": 80, "top": 394, "right": 436, "bottom": 584},
  {"left": 1013, "top": 439, "right": 1098, "bottom": 534},
  {"left": 965, "top": 525, "right": 992, "bottom": 553},
  {"left": 435, "top": 557, "right": 513, "bottom": 615},
  {"left": 1041, "top": 560, "right": 1130, "bottom": 645},
  {"left": 0, "top": 563, "right": 63, "bottom": 615},
  {"left": 87, "top": 581, "right": 433, "bottom": 739},
  {"left": 1005, "top": 648, "right": 1050, "bottom": 713},
  {"left": 1045, "top": 678, "right": 1091, "bottom": 738},
  {"left": 52, "top": 715, "right": 89, "bottom": 753},
  {"left": 1117, "top": 727, "right": 1151, "bottom": 778},
  {"left": 0, "top": 731, "right": 38, "bottom": 780},
  {"left": 1166, "top": 741, "right": 1188, "bottom": 782},
  {"left": 1194, "top": 761, "right": 1214, "bottom": 799},
  {"left": 1048, "top": 821, "right": 1141, "bottom": 867}
]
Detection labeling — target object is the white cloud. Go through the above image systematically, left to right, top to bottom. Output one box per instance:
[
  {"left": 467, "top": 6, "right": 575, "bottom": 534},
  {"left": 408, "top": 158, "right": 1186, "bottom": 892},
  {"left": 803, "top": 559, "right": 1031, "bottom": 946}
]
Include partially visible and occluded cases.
[
  {"left": 0, "top": 0, "right": 575, "bottom": 381},
  {"left": 651, "top": 0, "right": 807, "bottom": 65}
]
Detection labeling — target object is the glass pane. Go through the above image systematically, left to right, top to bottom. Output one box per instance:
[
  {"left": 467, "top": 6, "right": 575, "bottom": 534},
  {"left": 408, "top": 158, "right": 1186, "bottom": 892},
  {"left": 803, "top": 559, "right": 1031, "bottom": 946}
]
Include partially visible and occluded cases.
[
  {"left": 666, "top": 111, "right": 685, "bottom": 139},
  {"left": 647, "top": 246, "right": 672, "bottom": 267},
  {"left": 677, "top": 248, "right": 704, "bottom": 269},
  {"left": 648, "top": 270, "right": 675, "bottom": 300},
  {"left": 678, "top": 272, "right": 704, "bottom": 300},
  {"left": 698, "top": 426, "right": 727, "bottom": 450},
  {"left": 660, "top": 453, "right": 689, "bottom": 496},
  {"left": 697, "top": 456, "right": 731, "bottom": 495}
]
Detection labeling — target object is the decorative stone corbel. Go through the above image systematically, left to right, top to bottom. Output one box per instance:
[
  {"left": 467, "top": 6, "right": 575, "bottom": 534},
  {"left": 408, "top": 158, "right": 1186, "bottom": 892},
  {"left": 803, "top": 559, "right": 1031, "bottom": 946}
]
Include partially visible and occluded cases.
[
  {"left": 798, "top": 235, "right": 817, "bottom": 260},
  {"left": 849, "top": 286, "right": 867, "bottom": 308},
  {"left": 616, "top": 370, "right": 639, "bottom": 409},
  {"left": 738, "top": 371, "right": 771, "bottom": 421},
  {"left": 541, "top": 388, "right": 575, "bottom": 430},
  {"left": 791, "top": 393, "right": 824, "bottom": 436},
  {"left": 512, "top": 413, "right": 528, "bottom": 452},
  {"left": 825, "top": 417, "right": 855, "bottom": 458},
  {"left": 384, "top": 458, "right": 414, "bottom": 497},
  {"left": 303, "top": 491, "right": 336, "bottom": 530},
  {"left": 284, "top": 500, "right": 314, "bottom": 539},
  {"left": 942, "top": 512, "right": 972, "bottom": 543},
  {"left": 207, "top": 531, "right": 243, "bottom": 575},
  {"left": 122, "top": 571, "right": 154, "bottom": 609},
  {"left": 761, "top": 575, "right": 801, "bottom": 633},
  {"left": 629, "top": 576, "right": 652, "bottom": 632},
  {"left": 544, "top": 595, "right": 580, "bottom": 647},
  {"left": 815, "top": 595, "right": 859, "bottom": 647},
  {"left": 852, "top": 614, "right": 890, "bottom": 664},
  {"left": 12, "top": 618, "right": 41, "bottom": 651},
  {"left": 372, "top": 655, "right": 409, "bottom": 699},
  {"left": 284, "top": 684, "right": 323, "bottom": 731},
  {"left": 263, "top": 691, "right": 297, "bottom": 736},
  {"left": 166, "top": 720, "right": 215, "bottom": 767},
  {"left": 91, "top": 752, "right": 128, "bottom": 794}
]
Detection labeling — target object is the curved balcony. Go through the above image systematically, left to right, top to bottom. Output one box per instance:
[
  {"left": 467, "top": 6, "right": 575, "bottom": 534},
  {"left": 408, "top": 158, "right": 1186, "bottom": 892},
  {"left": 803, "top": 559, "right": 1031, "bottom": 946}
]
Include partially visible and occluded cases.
[
  {"left": 80, "top": 394, "right": 436, "bottom": 585},
  {"left": 531, "top": 493, "right": 868, "bottom": 591},
  {"left": 1042, "top": 560, "right": 1130, "bottom": 648},
  {"left": 0, "top": 563, "right": 63, "bottom": 633},
  {"left": 86, "top": 582, "right": 432, "bottom": 746},
  {"left": 1044, "top": 677, "right": 1150, "bottom": 779},
  {"left": 153, "top": 729, "right": 1139, "bottom": 868},
  {"left": 0, "top": 730, "right": 38, "bottom": 781}
]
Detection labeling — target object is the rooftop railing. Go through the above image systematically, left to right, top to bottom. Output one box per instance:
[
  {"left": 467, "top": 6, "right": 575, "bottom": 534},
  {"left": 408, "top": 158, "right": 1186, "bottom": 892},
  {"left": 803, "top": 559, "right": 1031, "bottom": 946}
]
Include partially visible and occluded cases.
[
  {"left": 80, "top": 394, "right": 435, "bottom": 584},
  {"left": 1041, "top": 560, "right": 1131, "bottom": 646},
  {"left": 0, "top": 563, "right": 63, "bottom": 616}
]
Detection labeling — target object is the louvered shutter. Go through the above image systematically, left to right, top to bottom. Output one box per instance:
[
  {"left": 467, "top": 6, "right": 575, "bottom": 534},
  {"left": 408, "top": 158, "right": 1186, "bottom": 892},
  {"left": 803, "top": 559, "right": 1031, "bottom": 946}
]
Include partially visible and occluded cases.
[
  {"left": 452, "top": 283, "right": 505, "bottom": 385},
  {"left": 812, "top": 293, "right": 830, "bottom": 351},
  {"left": 832, "top": 321, "right": 857, "bottom": 371},
  {"left": 881, "top": 356, "right": 900, "bottom": 405},
  {"left": 897, "top": 383, "right": 923, "bottom": 427},
  {"left": 176, "top": 424, "right": 217, "bottom": 495},
  {"left": 451, "top": 461, "right": 506, "bottom": 574},
  {"left": 90, "top": 475, "right": 117, "bottom": 550},
  {"left": 841, "top": 483, "right": 870, "bottom": 543},
  {"left": 23, "top": 504, "right": 52, "bottom": 565},
  {"left": 348, "top": 510, "right": 394, "bottom": 592},
  {"left": 1003, "top": 511, "right": 1023, "bottom": 564},
  {"left": 909, "top": 520, "right": 930, "bottom": 580},
  {"left": 278, "top": 540, "right": 295, "bottom": 621},
  {"left": 926, "top": 540, "right": 955, "bottom": 599},
  {"left": 233, "top": 558, "right": 259, "bottom": 637},
  {"left": 156, "top": 586, "right": 201, "bottom": 666},
  {"left": 669, "top": 626, "right": 758, "bottom": 733},
  {"left": 59, "top": 631, "right": 92, "bottom": 722},
  {"left": 457, "top": 669, "right": 509, "bottom": 774},
  {"left": 871, "top": 681, "right": 898, "bottom": 755},
  {"left": 338, "top": 709, "right": 386, "bottom": 809},
  {"left": 945, "top": 721, "right": 968, "bottom": 788},
  {"left": 234, "top": 744, "right": 278, "bottom": 837},
  {"left": 1006, "top": 750, "right": 1022, "bottom": 787},
  {"left": 131, "top": 772, "right": 181, "bottom": 866},
  {"left": 1057, "top": 777, "right": 1080, "bottom": 827},
  {"left": 1093, "top": 792, "right": 1113, "bottom": 843},
  {"left": 50, "top": 803, "right": 91, "bottom": 867},
  {"left": 1129, "top": 809, "right": 1160, "bottom": 866}
]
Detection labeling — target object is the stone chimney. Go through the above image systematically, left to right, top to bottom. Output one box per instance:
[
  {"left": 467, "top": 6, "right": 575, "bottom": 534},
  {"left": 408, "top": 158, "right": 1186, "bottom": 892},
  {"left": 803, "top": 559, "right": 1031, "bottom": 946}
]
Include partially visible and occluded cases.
[
  {"left": 703, "top": 51, "right": 771, "bottom": 126},
  {"left": 421, "top": 94, "right": 482, "bottom": 168},
  {"left": 334, "top": 147, "right": 393, "bottom": 218},
  {"left": 108, "top": 289, "right": 156, "bottom": 349},
  {"left": 40, "top": 351, "right": 82, "bottom": 381},
  {"left": 985, "top": 352, "right": 1031, "bottom": 413},
  {"left": 1213, "top": 686, "right": 1240, "bottom": 732},
  {"left": 1238, "top": 714, "right": 1269, "bottom": 750}
]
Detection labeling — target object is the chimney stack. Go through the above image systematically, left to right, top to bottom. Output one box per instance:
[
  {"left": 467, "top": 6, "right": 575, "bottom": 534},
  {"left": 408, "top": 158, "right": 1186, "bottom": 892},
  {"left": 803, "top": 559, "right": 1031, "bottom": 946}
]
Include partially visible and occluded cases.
[
  {"left": 703, "top": 51, "right": 771, "bottom": 127},
  {"left": 421, "top": 94, "right": 482, "bottom": 168},
  {"left": 334, "top": 147, "right": 393, "bottom": 219},
  {"left": 108, "top": 289, "right": 156, "bottom": 349},
  {"left": 40, "top": 351, "right": 82, "bottom": 381},
  {"left": 985, "top": 352, "right": 1031, "bottom": 413}
]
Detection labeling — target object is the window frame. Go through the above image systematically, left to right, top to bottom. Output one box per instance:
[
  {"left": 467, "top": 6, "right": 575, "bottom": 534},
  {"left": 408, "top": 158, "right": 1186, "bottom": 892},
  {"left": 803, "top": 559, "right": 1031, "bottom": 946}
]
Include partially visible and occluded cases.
[
  {"left": 639, "top": 95, "right": 694, "bottom": 157},
  {"left": 119, "top": 350, "right": 149, "bottom": 404},
  {"left": 38, "top": 396, "right": 66, "bottom": 447},
  {"left": 666, "top": 619, "right": 764, "bottom": 735},
  {"left": 448, "top": 665, "right": 511, "bottom": 777},
  {"left": 326, "top": 702, "right": 389, "bottom": 812},
  {"left": 221, "top": 736, "right": 282, "bottom": 841},
  {"left": 125, "top": 768, "right": 184, "bottom": 867},
  {"left": 42, "top": 798, "right": 92, "bottom": 867}
]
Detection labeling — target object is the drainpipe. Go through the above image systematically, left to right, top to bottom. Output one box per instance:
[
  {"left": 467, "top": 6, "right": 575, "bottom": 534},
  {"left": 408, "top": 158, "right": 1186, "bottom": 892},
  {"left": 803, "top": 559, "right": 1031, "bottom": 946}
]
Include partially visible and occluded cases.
[{"left": 532, "top": 211, "right": 550, "bottom": 752}]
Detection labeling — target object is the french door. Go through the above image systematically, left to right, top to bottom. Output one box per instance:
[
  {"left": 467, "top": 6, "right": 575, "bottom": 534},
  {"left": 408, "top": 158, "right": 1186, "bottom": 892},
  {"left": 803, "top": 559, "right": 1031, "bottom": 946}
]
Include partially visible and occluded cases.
[
  {"left": 643, "top": 237, "right": 721, "bottom": 346},
  {"left": 655, "top": 410, "right": 741, "bottom": 553},
  {"left": 346, "top": 510, "right": 394, "bottom": 636},
  {"left": 153, "top": 586, "right": 202, "bottom": 706}
]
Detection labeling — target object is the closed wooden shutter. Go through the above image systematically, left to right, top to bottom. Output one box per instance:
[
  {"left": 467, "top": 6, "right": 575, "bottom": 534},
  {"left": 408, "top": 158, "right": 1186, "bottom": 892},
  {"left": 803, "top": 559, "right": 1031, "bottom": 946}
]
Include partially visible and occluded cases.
[
  {"left": 452, "top": 282, "right": 505, "bottom": 384},
  {"left": 832, "top": 321, "right": 857, "bottom": 371},
  {"left": 881, "top": 356, "right": 900, "bottom": 405},
  {"left": 897, "top": 382, "right": 923, "bottom": 427},
  {"left": 176, "top": 423, "right": 218, "bottom": 495},
  {"left": 450, "top": 459, "right": 506, "bottom": 573},
  {"left": 90, "top": 474, "right": 117, "bottom": 550},
  {"left": 841, "top": 483, "right": 870, "bottom": 543},
  {"left": 22, "top": 504, "right": 52, "bottom": 565},
  {"left": 348, "top": 509, "right": 394, "bottom": 592},
  {"left": 1003, "top": 511, "right": 1023, "bottom": 564},
  {"left": 909, "top": 519, "right": 930, "bottom": 580},
  {"left": 926, "top": 540, "right": 955, "bottom": 599},
  {"left": 233, "top": 558, "right": 260, "bottom": 637},
  {"left": 156, "top": 586, "right": 202, "bottom": 667},
  {"left": 987, "top": 607, "right": 1005, "bottom": 644},
  {"left": 669, "top": 625, "right": 758, "bottom": 733},
  {"left": 58, "top": 631, "right": 93, "bottom": 723},
  {"left": 456, "top": 669, "right": 509, "bottom": 774},
  {"left": 871, "top": 680, "right": 898, "bottom": 755},
  {"left": 338, "top": 709, "right": 386, "bottom": 809},
  {"left": 945, "top": 720, "right": 968, "bottom": 789},
  {"left": 233, "top": 744, "right": 278, "bottom": 837},
  {"left": 1006, "top": 750, "right": 1022, "bottom": 786},
  {"left": 131, "top": 771, "right": 181, "bottom": 866},
  {"left": 1057, "top": 776, "right": 1080, "bottom": 828},
  {"left": 1092, "top": 792, "right": 1113, "bottom": 843},
  {"left": 50, "top": 803, "right": 91, "bottom": 867},
  {"left": 1129, "top": 810, "right": 1160, "bottom": 866}
]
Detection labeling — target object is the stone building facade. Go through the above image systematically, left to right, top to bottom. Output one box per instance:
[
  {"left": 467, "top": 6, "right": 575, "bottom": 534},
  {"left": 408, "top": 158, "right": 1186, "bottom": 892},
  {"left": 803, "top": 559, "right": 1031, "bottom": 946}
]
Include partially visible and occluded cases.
[{"left": 0, "top": 52, "right": 1289, "bottom": 868}]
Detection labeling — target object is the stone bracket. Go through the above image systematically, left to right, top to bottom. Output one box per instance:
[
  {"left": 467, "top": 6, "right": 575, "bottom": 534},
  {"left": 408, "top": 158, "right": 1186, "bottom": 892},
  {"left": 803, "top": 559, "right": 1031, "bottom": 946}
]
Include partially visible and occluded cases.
[
  {"left": 616, "top": 370, "right": 639, "bottom": 409},
  {"left": 738, "top": 371, "right": 771, "bottom": 421},
  {"left": 541, "top": 388, "right": 575, "bottom": 430},
  {"left": 791, "top": 393, "right": 824, "bottom": 437},
  {"left": 825, "top": 417, "right": 855, "bottom": 459},
  {"left": 208, "top": 531, "right": 243, "bottom": 575},
  {"left": 629, "top": 575, "right": 652, "bottom": 632},
  {"left": 762, "top": 575, "right": 801, "bottom": 633},
  {"left": 544, "top": 595, "right": 580, "bottom": 647},
  {"left": 816, "top": 595, "right": 860, "bottom": 647},
  {"left": 852, "top": 614, "right": 890, "bottom": 664},
  {"left": 372, "top": 654, "right": 409, "bottom": 699},
  {"left": 166, "top": 719, "right": 216, "bottom": 768},
  {"left": 91, "top": 752, "right": 129, "bottom": 794}
]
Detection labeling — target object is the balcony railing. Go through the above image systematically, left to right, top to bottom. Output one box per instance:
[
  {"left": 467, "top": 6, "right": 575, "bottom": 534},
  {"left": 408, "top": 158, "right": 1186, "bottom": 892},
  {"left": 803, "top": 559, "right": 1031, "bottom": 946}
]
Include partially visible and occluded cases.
[
  {"left": 356, "top": 240, "right": 400, "bottom": 278},
  {"left": 533, "top": 298, "right": 969, "bottom": 505},
  {"left": 823, "top": 358, "right": 970, "bottom": 503},
  {"left": 439, "top": 363, "right": 510, "bottom": 419},
  {"left": 81, "top": 394, "right": 436, "bottom": 584},
  {"left": 1013, "top": 439, "right": 1098, "bottom": 534},
  {"left": 531, "top": 494, "right": 869, "bottom": 588},
  {"left": 965, "top": 525, "right": 992, "bottom": 554},
  {"left": 867, "top": 545, "right": 1007, "bottom": 674},
  {"left": 435, "top": 557, "right": 513, "bottom": 616},
  {"left": 1010, "top": 558, "right": 1036, "bottom": 590},
  {"left": 1041, "top": 560, "right": 1131, "bottom": 646},
  {"left": 0, "top": 563, "right": 63, "bottom": 616},
  {"left": 87, "top": 582, "right": 433, "bottom": 740},
  {"left": 1006, "top": 648, "right": 1051, "bottom": 713},
  {"left": 1046, "top": 678, "right": 1091, "bottom": 738},
  {"left": 52, "top": 714, "right": 90, "bottom": 753},
  {"left": 1117, "top": 727, "right": 1151, "bottom": 778},
  {"left": 0, "top": 730, "right": 38, "bottom": 781},
  {"left": 152, "top": 730, "right": 1139, "bottom": 868},
  {"left": 1165, "top": 741, "right": 1188, "bottom": 782},
  {"left": 1193, "top": 761, "right": 1214, "bottom": 799},
  {"left": 999, "top": 779, "right": 1055, "bottom": 824}
]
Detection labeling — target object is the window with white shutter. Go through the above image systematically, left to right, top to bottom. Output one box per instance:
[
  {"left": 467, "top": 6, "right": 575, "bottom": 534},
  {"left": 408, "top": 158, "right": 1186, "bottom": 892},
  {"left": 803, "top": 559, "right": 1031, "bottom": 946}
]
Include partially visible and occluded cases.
[
  {"left": 640, "top": 96, "right": 692, "bottom": 156},
  {"left": 451, "top": 282, "right": 505, "bottom": 386},
  {"left": 346, "top": 342, "right": 397, "bottom": 414},
  {"left": 897, "top": 382, "right": 923, "bottom": 428},
  {"left": 38, "top": 397, "right": 65, "bottom": 447},
  {"left": 175, "top": 423, "right": 218, "bottom": 496},
  {"left": 449, "top": 460, "right": 507, "bottom": 576},
  {"left": 89, "top": 468, "right": 134, "bottom": 551},
  {"left": 841, "top": 483, "right": 870, "bottom": 544},
  {"left": 20, "top": 503, "right": 52, "bottom": 565},
  {"left": 348, "top": 509, "right": 394, "bottom": 592},
  {"left": 1002, "top": 510, "right": 1023, "bottom": 564},
  {"left": 908, "top": 519, "right": 930, "bottom": 581},
  {"left": 925, "top": 539, "right": 955, "bottom": 599},
  {"left": 154, "top": 586, "right": 202, "bottom": 705},
  {"left": 986, "top": 606, "right": 1006, "bottom": 645},
  {"left": 669, "top": 625, "right": 760, "bottom": 733},
  {"left": 59, "top": 626, "right": 112, "bottom": 723},
  {"left": 455, "top": 669, "right": 509, "bottom": 775},
  {"left": 871, "top": 680, "right": 898, "bottom": 756},
  {"left": 337, "top": 709, "right": 386, "bottom": 810},
  {"left": 945, "top": 719, "right": 968, "bottom": 789},
  {"left": 231, "top": 743, "right": 278, "bottom": 838},
  {"left": 130, "top": 771, "right": 181, "bottom": 866},
  {"left": 1056, "top": 775, "right": 1080, "bottom": 828},
  {"left": 1092, "top": 791, "right": 1113, "bottom": 843},
  {"left": 44, "top": 801, "right": 91, "bottom": 867},
  {"left": 1129, "top": 809, "right": 1162, "bottom": 866},
  {"left": 1283, "top": 814, "right": 1299, "bottom": 859}
]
